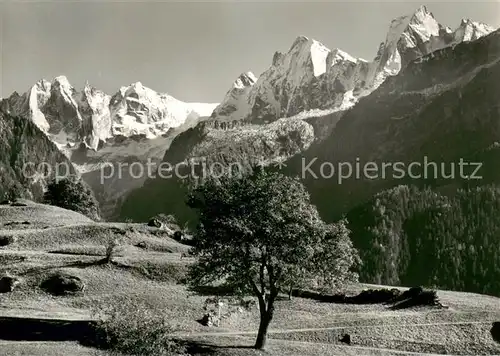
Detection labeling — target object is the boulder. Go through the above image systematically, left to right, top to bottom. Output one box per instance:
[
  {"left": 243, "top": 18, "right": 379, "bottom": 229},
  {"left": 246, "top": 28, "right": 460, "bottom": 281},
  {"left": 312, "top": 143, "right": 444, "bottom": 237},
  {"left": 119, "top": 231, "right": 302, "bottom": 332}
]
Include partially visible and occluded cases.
[
  {"left": 147, "top": 218, "right": 162, "bottom": 228},
  {"left": 173, "top": 231, "right": 183, "bottom": 241},
  {"left": 0, "top": 235, "right": 16, "bottom": 247},
  {"left": 136, "top": 241, "right": 148, "bottom": 249},
  {"left": 41, "top": 273, "right": 85, "bottom": 296},
  {"left": 0, "top": 276, "right": 20, "bottom": 293},
  {"left": 390, "top": 286, "right": 424, "bottom": 303},
  {"left": 390, "top": 288, "right": 442, "bottom": 310},
  {"left": 200, "top": 312, "right": 220, "bottom": 327},
  {"left": 491, "top": 322, "right": 500, "bottom": 343},
  {"left": 340, "top": 334, "right": 351, "bottom": 345}
]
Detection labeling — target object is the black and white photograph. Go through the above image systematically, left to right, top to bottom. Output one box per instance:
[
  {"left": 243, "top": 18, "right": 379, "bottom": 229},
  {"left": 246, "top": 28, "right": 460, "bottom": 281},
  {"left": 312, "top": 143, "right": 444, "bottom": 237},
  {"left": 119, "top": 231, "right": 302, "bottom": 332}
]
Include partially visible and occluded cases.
[{"left": 0, "top": 0, "right": 499, "bottom": 355}]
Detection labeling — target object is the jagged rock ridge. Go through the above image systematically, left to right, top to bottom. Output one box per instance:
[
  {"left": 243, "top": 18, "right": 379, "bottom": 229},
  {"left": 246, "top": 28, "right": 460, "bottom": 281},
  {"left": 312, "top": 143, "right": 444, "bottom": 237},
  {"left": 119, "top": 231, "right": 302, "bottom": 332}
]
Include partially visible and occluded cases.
[
  {"left": 212, "top": 5, "right": 495, "bottom": 123},
  {"left": 120, "top": 8, "right": 498, "bottom": 226},
  {"left": 282, "top": 28, "right": 500, "bottom": 220},
  {"left": 2, "top": 76, "right": 218, "bottom": 151},
  {"left": 1, "top": 77, "right": 218, "bottom": 218}
]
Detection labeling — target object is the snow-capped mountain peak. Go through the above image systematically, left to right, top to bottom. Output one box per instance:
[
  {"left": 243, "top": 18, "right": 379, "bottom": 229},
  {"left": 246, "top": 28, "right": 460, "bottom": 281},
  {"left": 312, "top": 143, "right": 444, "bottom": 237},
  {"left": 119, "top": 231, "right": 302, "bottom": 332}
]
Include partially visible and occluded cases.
[
  {"left": 210, "top": 5, "right": 496, "bottom": 124},
  {"left": 384, "top": 5, "right": 440, "bottom": 53},
  {"left": 409, "top": 5, "right": 435, "bottom": 24},
  {"left": 407, "top": 6, "right": 441, "bottom": 43},
  {"left": 454, "top": 18, "right": 495, "bottom": 42},
  {"left": 288, "top": 35, "right": 310, "bottom": 51},
  {"left": 285, "top": 36, "right": 331, "bottom": 77},
  {"left": 309, "top": 40, "right": 331, "bottom": 76},
  {"left": 330, "top": 48, "right": 359, "bottom": 65},
  {"left": 210, "top": 71, "right": 258, "bottom": 120},
  {"left": 233, "top": 72, "right": 257, "bottom": 90},
  {"left": 52, "top": 75, "right": 73, "bottom": 89},
  {"left": 2, "top": 76, "right": 218, "bottom": 150},
  {"left": 34, "top": 78, "right": 52, "bottom": 91},
  {"left": 27, "top": 81, "right": 52, "bottom": 132},
  {"left": 108, "top": 81, "right": 218, "bottom": 140}
]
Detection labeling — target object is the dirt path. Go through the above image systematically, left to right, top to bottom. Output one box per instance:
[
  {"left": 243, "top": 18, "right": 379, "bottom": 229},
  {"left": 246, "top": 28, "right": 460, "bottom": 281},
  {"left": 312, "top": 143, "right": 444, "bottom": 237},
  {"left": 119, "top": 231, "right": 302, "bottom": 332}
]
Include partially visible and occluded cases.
[
  {"left": 0, "top": 317, "right": 493, "bottom": 355},
  {"left": 174, "top": 319, "right": 494, "bottom": 337},
  {"left": 231, "top": 336, "right": 445, "bottom": 355}
]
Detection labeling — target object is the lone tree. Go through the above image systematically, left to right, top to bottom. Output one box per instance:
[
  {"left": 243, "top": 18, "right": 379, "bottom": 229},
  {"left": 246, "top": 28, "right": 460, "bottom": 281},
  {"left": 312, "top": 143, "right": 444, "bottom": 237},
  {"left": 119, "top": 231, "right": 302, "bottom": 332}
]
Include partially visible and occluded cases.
[
  {"left": 187, "top": 167, "right": 360, "bottom": 349},
  {"left": 44, "top": 176, "right": 101, "bottom": 221}
]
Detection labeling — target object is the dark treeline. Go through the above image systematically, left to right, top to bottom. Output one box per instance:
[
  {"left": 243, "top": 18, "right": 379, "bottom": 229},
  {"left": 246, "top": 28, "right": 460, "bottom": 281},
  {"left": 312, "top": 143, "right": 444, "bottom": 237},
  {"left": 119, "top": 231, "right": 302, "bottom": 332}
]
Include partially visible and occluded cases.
[{"left": 347, "top": 184, "right": 500, "bottom": 296}]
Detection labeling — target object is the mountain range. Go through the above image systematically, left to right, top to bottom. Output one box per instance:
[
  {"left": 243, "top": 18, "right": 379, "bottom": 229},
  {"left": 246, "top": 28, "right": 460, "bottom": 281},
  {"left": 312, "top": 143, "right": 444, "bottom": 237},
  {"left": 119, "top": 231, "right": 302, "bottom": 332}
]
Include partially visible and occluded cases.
[
  {"left": 0, "top": 5, "right": 497, "bottom": 223},
  {"left": 121, "top": 6, "right": 498, "bottom": 223},
  {"left": 1, "top": 76, "right": 217, "bottom": 216}
]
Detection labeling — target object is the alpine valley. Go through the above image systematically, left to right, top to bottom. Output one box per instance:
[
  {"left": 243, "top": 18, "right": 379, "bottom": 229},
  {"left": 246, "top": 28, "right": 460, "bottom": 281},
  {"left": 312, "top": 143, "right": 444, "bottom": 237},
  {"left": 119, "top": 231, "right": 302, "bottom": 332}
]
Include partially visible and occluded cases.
[
  {"left": 2, "top": 5, "right": 500, "bottom": 292},
  {"left": 120, "top": 5, "right": 498, "bottom": 224},
  {"left": 1, "top": 77, "right": 218, "bottom": 217}
]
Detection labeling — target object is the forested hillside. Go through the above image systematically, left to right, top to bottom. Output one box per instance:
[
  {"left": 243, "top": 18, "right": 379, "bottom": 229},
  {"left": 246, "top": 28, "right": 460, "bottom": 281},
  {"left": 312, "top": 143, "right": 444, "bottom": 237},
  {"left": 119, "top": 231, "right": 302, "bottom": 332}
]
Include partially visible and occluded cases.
[
  {"left": 0, "top": 111, "right": 75, "bottom": 200},
  {"left": 348, "top": 185, "right": 500, "bottom": 296}
]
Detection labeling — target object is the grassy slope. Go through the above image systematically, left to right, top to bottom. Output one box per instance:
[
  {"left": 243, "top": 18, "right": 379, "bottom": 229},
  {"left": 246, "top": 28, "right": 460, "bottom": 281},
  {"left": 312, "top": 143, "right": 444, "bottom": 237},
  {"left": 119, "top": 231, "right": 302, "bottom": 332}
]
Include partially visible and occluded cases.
[
  {"left": 0, "top": 200, "right": 93, "bottom": 228},
  {"left": 0, "top": 202, "right": 499, "bottom": 355}
]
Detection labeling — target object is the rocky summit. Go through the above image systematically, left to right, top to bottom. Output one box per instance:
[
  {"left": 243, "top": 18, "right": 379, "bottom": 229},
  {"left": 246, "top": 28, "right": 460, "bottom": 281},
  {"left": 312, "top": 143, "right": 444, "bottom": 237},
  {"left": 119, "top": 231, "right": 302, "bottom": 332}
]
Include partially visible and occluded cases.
[
  {"left": 0, "top": 5, "right": 497, "bottom": 221},
  {"left": 211, "top": 5, "right": 495, "bottom": 124},
  {"left": 119, "top": 6, "right": 497, "bottom": 223},
  {"left": 1, "top": 77, "right": 217, "bottom": 217}
]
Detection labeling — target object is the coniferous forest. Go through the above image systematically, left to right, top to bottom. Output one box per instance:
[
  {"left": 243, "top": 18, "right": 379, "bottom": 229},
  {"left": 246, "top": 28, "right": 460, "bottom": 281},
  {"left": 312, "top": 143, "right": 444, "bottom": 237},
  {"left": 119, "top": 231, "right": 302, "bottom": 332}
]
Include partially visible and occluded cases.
[{"left": 347, "top": 185, "right": 500, "bottom": 296}]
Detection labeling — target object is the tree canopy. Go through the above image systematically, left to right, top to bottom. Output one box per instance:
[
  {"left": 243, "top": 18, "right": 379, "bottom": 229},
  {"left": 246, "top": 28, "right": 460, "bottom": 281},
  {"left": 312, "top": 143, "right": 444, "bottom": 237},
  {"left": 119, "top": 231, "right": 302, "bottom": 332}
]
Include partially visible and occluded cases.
[
  {"left": 187, "top": 167, "right": 360, "bottom": 349},
  {"left": 44, "top": 176, "right": 101, "bottom": 221}
]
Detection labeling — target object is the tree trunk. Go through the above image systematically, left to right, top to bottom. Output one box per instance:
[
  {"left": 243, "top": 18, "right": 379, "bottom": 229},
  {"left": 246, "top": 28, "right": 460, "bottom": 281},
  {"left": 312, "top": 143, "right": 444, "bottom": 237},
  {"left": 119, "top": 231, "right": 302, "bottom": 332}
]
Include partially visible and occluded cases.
[
  {"left": 250, "top": 277, "right": 277, "bottom": 350},
  {"left": 288, "top": 285, "right": 293, "bottom": 300},
  {"left": 255, "top": 311, "right": 272, "bottom": 349}
]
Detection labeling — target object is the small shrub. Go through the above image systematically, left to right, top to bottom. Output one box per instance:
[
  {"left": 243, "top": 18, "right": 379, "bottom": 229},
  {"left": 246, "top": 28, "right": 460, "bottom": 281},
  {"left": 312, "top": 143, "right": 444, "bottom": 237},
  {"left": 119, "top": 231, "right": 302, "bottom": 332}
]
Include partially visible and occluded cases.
[
  {"left": 2, "top": 185, "right": 23, "bottom": 202},
  {"left": 150, "top": 214, "right": 183, "bottom": 231},
  {"left": 152, "top": 214, "right": 178, "bottom": 225},
  {"left": 166, "top": 214, "right": 179, "bottom": 225},
  {"left": 109, "top": 227, "right": 127, "bottom": 236},
  {"left": 92, "top": 298, "right": 185, "bottom": 356}
]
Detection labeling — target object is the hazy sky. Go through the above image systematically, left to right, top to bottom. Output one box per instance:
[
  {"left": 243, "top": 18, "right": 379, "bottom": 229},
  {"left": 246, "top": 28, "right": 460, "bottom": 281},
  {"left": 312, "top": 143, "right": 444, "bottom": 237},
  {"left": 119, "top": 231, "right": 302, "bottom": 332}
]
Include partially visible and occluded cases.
[{"left": 0, "top": 1, "right": 499, "bottom": 103}]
